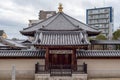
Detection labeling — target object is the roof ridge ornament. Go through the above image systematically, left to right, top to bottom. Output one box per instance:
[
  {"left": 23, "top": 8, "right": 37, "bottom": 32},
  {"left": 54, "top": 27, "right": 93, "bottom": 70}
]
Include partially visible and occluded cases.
[{"left": 58, "top": 3, "right": 63, "bottom": 12}]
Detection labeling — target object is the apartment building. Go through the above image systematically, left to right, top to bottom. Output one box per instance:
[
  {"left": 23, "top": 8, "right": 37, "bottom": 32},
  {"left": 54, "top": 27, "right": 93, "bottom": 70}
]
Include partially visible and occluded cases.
[{"left": 86, "top": 7, "right": 114, "bottom": 39}]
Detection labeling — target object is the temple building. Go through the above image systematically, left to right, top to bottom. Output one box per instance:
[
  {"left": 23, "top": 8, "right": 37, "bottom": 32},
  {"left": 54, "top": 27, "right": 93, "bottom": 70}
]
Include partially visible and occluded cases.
[{"left": 1, "top": 4, "right": 120, "bottom": 80}]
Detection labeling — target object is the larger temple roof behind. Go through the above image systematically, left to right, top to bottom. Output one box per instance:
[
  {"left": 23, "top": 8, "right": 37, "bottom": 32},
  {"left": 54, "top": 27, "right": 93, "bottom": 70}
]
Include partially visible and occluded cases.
[{"left": 20, "top": 12, "right": 100, "bottom": 36}]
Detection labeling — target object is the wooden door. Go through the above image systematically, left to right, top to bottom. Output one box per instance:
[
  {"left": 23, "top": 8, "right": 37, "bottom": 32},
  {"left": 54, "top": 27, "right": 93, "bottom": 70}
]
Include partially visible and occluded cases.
[{"left": 49, "top": 54, "right": 72, "bottom": 69}]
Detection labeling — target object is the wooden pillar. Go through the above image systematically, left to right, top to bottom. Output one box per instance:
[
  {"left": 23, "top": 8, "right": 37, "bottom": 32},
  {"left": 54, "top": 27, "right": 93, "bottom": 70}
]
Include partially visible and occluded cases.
[
  {"left": 90, "top": 45, "right": 92, "bottom": 50},
  {"left": 92, "top": 45, "right": 93, "bottom": 50},
  {"left": 93, "top": 45, "right": 94, "bottom": 50},
  {"left": 103, "top": 45, "right": 105, "bottom": 50},
  {"left": 115, "top": 45, "right": 117, "bottom": 50},
  {"left": 45, "top": 47, "right": 49, "bottom": 71},
  {"left": 72, "top": 48, "right": 77, "bottom": 71}
]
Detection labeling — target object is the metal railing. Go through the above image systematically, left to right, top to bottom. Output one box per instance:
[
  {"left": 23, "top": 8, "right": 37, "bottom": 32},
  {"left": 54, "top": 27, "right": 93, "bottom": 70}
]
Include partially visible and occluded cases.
[
  {"left": 35, "top": 63, "right": 87, "bottom": 76},
  {"left": 50, "top": 65, "right": 72, "bottom": 76}
]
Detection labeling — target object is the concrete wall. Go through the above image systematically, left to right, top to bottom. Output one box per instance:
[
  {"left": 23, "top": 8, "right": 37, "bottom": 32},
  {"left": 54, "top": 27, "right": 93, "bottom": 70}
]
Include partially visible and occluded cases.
[
  {"left": 0, "top": 59, "right": 45, "bottom": 80},
  {"left": 77, "top": 59, "right": 120, "bottom": 78}
]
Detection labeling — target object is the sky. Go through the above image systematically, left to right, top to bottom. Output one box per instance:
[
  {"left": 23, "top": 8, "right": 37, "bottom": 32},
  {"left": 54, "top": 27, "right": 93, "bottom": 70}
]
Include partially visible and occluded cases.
[{"left": 0, "top": 0, "right": 120, "bottom": 39}]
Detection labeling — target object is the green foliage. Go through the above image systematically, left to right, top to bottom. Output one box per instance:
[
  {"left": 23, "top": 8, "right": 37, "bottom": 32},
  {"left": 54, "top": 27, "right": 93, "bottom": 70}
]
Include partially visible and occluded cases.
[
  {"left": 113, "top": 29, "right": 120, "bottom": 40},
  {"left": 96, "top": 34, "right": 107, "bottom": 40},
  {"left": 88, "top": 37, "right": 95, "bottom": 41}
]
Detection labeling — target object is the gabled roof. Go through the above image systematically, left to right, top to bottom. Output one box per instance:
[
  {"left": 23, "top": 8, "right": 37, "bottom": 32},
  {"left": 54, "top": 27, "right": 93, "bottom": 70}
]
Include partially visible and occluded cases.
[
  {"left": 20, "top": 12, "right": 100, "bottom": 36},
  {"left": 33, "top": 31, "right": 90, "bottom": 46},
  {"left": 0, "top": 37, "right": 27, "bottom": 49},
  {"left": 4, "top": 39, "right": 27, "bottom": 48}
]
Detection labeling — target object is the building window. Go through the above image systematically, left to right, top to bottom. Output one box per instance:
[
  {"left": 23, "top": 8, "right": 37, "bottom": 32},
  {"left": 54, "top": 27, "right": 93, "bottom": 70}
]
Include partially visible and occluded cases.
[
  {"left": 89, "top": 10, "right": 92, "bottom": 13},
  {"left": 46, "top": 14, "right": 52, "bottom": 18}
]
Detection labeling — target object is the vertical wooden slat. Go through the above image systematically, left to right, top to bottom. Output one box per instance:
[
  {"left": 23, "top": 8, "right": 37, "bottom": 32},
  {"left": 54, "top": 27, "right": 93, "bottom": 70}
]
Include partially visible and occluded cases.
[
  {"left": 45, "top": 47, "right": 49, "bottom": 71},
  {"left": 72, "top": 48, "right": 77, "bottom": 71}
]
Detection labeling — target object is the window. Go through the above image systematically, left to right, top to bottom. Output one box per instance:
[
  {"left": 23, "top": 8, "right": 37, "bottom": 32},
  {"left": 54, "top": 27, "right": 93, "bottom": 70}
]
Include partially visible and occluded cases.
[
  {"left": 89, "top": 10, "right": 92, "bottom": 14},
  {"left": 46, "top": 14, "right": 52, "bottom": 18}
]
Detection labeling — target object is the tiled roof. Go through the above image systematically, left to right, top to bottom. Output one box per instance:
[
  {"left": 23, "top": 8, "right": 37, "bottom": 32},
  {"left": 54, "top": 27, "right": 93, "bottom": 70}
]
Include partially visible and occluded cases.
[
  {"left": 20, "top": 12, "right": 100, "bottom": 36},
  {"left": 33, "top": 31, "right": 90, "bottom": 46},
  {"left": 0, "top": 37, "right": 27, "bottom": 49},
  {"left": 4, "top": 39, "right": 27, "bottom": 48},
  {"left": 90, "top": 40, "right": 120, "bottom": 45},
  {"left": 0, "top": 43, "right": 9, "bottom": 47},
  {"left": 0, "top": 50, "right": 45, "bottom": 58},
  {"left": 1, "top": 50, "right": 120, "bottom": 58},
  {"left": 77, "top": 50, "right": 120, "bottom": 58}
]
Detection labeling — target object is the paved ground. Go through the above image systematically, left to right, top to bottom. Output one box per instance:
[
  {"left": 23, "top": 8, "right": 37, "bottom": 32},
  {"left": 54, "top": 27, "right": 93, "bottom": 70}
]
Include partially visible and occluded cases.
[{"left": 90, "top": 78, "right": 120, "bottom": 80}]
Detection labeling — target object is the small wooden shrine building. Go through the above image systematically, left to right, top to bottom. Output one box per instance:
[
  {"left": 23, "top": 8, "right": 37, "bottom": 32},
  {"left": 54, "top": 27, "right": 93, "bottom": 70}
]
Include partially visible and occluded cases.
[
  {"left": 2, "top": 4, "right": 120, "bottom": 80},
  {"left": 20, "top": 4, "right": 100, "bottom": 79}
]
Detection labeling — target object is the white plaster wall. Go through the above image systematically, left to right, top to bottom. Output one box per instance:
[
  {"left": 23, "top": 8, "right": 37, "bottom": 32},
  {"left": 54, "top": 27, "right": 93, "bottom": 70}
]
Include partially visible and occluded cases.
[
  {"left": 0, "top": 59, "right": 45, "bottom": 80},
  {"left": 77, "top": 59, "right": 120, "bottom": 78}
]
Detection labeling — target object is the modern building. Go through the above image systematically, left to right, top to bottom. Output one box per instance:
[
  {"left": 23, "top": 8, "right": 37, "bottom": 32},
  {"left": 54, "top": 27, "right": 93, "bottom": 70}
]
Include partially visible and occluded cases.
[
  {"left": 1, "top": 4, "right": 120, "bottom": 80},
  {"left": 86, "top": 7, "right": 114, "bottom": 39},
  {"left": 29, "top": 10, "right": 56, "bottom": 27},
  {"left": 39, "top": 10, "right": 56, "bottom": 20}
]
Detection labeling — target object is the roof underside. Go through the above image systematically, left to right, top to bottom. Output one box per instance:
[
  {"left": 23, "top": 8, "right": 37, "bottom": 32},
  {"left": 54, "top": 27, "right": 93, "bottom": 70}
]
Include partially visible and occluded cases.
[
  {"left": 20, "top": 12, "right": 100, "bottom": 36},
  {"left": 33, "top": 31, "right": 90, "bottom": 46}
]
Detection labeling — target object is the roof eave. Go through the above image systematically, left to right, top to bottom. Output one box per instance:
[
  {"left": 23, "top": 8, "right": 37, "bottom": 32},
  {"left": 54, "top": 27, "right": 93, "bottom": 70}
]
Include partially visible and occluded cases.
[
  {"left": 20, "top": 31, "right": 35, "bottom": 36},
  {"left": 87, "top": 31, "right": 101, "bottom": 36}
]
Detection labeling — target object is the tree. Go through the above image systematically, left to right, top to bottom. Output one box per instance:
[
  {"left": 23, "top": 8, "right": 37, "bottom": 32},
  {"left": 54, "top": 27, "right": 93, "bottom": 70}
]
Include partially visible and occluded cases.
[
  {"left": 113, "top": 29, "right": 120, "bottom": 40},
  {"left": 96, "top": 34, "right": 107, "bottom": 40}
]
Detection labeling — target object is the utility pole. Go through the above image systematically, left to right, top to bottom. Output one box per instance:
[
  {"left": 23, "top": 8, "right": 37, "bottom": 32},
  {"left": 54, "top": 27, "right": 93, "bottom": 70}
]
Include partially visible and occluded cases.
[{"left": 12, "top": 65, "right": 16, "bottom": 80}]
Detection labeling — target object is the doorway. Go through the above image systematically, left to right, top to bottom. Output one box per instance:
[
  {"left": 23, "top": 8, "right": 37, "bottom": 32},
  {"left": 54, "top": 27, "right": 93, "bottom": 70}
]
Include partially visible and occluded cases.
[{"left": 49, "top": 54, "right": 72, "bottom": 69}]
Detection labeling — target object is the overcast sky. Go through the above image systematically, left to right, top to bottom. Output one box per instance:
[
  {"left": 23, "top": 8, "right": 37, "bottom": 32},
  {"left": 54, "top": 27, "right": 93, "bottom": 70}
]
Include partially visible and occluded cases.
[{"left": 0, "top": 0, "right": 120, "bottom": 39}]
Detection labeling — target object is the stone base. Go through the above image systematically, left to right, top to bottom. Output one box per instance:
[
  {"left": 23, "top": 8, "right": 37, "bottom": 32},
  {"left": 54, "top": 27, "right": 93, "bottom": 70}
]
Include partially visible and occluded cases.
[{"left": 35, "top": 74, "right": 87, "bottom": 80}]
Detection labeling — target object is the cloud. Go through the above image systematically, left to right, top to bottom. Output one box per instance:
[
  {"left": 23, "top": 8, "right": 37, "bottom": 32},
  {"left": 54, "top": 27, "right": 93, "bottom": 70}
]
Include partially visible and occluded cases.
[
  {"left": 0, "top": 0, "right": 120, "bottom": 39},
  {"left": 0, "top": 25, "right": 27, "bottom": 39}
]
